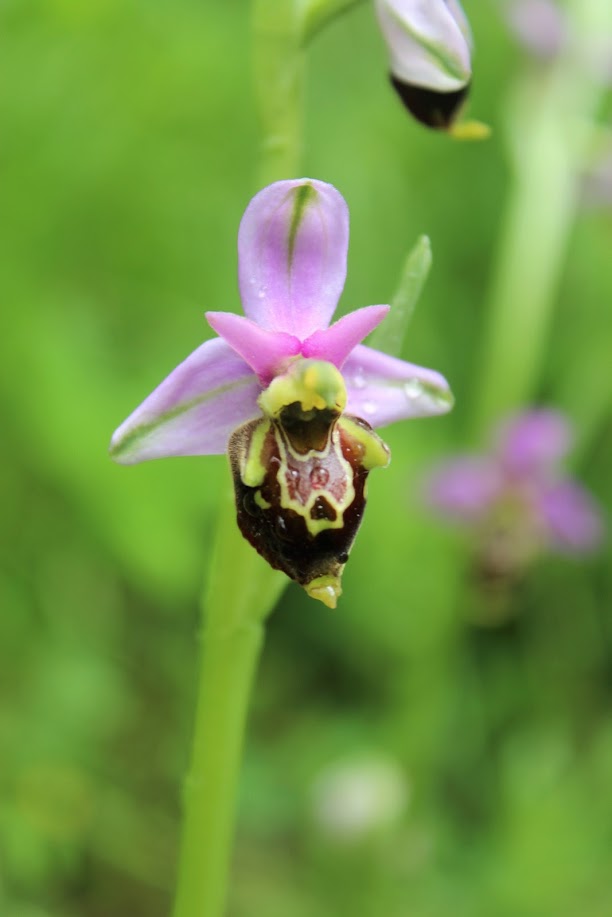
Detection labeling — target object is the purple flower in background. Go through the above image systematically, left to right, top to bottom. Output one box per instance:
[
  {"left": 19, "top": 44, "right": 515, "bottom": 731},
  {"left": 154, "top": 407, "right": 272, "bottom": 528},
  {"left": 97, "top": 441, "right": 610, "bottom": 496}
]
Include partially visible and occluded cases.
[
  {"left": 374, "top": 0, "right": 473, "bottom": 129},
  {"left": 503, "top": 0, "right": 568, "bottom": 60},
  {"left": 111, "top": 179, "right": 452, "bottom": 605},
  {"left": 426, "top": 410, "right": 604, "bottom": 575}
]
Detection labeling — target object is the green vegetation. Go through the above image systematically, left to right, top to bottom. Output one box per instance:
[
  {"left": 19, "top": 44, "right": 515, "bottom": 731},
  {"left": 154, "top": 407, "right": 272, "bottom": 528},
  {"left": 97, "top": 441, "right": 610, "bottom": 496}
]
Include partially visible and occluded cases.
[{"left": 1, "top": 2, "right": 610, "bottom": 915}]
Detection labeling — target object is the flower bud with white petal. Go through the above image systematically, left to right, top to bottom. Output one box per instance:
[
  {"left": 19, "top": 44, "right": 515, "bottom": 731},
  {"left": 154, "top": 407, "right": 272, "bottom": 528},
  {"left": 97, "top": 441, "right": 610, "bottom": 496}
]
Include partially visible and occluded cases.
[{"left": 375, "top": 0, "right": 472, "bottom": 128}]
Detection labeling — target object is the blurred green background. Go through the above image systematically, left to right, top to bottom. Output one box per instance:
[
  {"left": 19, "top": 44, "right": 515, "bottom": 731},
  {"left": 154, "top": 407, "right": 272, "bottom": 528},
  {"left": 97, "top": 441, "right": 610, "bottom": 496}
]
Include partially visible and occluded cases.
[{"left": 1, "top": 1, "right": 611, "bottom": 915}]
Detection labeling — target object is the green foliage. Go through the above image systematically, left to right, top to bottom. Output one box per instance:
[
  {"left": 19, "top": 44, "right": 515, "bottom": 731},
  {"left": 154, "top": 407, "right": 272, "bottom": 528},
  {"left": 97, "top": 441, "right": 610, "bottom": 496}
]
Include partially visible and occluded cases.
[{"left": 1, "top": 2, "right": 610, "bottom": 915}]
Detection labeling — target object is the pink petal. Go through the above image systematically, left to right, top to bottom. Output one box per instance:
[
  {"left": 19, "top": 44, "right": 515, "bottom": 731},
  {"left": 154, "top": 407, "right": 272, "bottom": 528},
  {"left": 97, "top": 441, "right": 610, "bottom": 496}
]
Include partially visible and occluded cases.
[
  {"left": 238, "top": 179, "right": 349, "bottom": 338},
  {"left": 302, "top": 305, "right": 390, "bottom": 367},
  {"left": 206, "top": 311, "right": 301, "bottom": 383},
  {"left": 109, "top": 338, "right": 261, "bottom": 464},
  {"left": 342, "top": 344, "right": 453, "bottom": 427},
  {"left": 496, "top": 410, "right": 572, "bottom": 478},
  {"left": 425, "top": 457, "right": 503, "bottom": 521},
  {"left": 537, "top": 480, "right": 605, "bottom": 554}
]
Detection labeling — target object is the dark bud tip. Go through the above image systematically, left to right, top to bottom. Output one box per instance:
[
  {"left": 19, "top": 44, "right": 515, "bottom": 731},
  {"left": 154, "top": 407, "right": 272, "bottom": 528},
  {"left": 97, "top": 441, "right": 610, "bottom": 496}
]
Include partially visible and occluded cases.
[{"left": 390, "top": 75, "right": 470, "bottom": 129}]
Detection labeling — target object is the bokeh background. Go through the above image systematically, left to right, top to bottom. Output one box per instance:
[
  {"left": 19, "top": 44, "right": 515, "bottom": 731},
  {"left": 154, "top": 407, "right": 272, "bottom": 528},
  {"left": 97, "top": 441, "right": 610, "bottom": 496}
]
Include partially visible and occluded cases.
[{"left": 1, "top": 1, "right": 611, "bottom": 915}]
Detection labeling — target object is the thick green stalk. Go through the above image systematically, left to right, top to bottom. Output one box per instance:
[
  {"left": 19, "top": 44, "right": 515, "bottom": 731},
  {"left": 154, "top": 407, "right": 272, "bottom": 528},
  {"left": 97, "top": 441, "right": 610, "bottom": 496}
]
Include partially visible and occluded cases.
[
  {"left": 252, "top": 0, "right": 305, "bottom": 186},
  {"left": 252, "top": 0, "right": 364, "bottom": 186},
  {"left": 301, "top": 0, "right": 366, "bottom": 43},
  {"left": 470, "top": 0, "right": 610, "bottom": 437},
  {"left": 172, "top": 2, "right": 321, "bottom": 912},
  {"left": 172, "top": 488, "right": 285, "bottom": 917}
]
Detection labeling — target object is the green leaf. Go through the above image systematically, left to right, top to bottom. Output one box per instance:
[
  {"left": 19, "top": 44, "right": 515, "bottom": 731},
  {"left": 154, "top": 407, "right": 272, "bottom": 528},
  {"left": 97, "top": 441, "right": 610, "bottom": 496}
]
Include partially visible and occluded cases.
[{"left": 369, "top": 234, "right": 432, "bottom": 357}]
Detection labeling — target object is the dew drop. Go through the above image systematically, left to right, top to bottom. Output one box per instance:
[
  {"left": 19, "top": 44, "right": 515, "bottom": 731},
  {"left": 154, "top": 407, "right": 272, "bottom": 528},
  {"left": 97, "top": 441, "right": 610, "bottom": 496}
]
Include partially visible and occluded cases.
[
  {"left": 352, "top": 369, "right": 366, "bottom": 390},
  {"left": 402, "top": 379, "right": 454, "bottom": 412},
  {"left": 404, "top": 379, "right": 424, "bottom": 400},
  {"left": 363, "top": 400, "right": 377, "bottom": 417},
  {"left": 310, "top": 466, "right": 329, "bottom": 489}
]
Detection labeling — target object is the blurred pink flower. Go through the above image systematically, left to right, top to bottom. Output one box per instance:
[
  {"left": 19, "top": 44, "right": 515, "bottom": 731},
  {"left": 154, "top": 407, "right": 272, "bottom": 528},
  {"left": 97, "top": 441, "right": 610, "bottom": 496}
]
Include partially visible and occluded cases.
[
  {"left": 504, "top": 0, "right": 567, "bottom": 60},
  {"left": 426, "top": 410, "right": 604, "bottom": 571}
]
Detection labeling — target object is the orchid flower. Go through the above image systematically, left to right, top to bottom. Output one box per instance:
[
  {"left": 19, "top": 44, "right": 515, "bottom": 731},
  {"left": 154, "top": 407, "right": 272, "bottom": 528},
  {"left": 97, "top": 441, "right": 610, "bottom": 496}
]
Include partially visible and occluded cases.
[
  {"left": 374, "top": 0, "right": 473, "bottom": 129},
  {"left": 110, "top": 179, "right": 452, "bottom": 606},
  {"left": 426, "top": 410, "right": 604, "bottom": 578}
]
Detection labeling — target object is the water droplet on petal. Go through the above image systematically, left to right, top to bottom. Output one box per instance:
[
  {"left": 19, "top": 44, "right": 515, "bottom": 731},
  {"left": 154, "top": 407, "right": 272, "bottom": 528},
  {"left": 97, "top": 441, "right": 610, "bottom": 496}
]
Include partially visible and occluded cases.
[
  {"left": 352, "top": 370, "right": 366, "bottom": 390},
  {"left": 402, "top": 379, "right": 454, "bottom": 413},
  {"left": 404, "top": 379, "right": 424, "bottom": 400},
  {"left": 363, "top": 400, "right": 377, "bottom": 417}
]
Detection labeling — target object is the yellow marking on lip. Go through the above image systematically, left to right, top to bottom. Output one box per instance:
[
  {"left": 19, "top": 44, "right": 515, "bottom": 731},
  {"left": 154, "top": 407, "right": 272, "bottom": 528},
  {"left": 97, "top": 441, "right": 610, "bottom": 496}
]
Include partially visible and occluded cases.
[
  {"left": 338, "top": 417, "right": 390, "bottom": 471},
  {"left": 240, "top": 419, "right": 271, "bottom": 488},
  {"left": 254, "top": 490, "right": 272, "bottom": 510}
]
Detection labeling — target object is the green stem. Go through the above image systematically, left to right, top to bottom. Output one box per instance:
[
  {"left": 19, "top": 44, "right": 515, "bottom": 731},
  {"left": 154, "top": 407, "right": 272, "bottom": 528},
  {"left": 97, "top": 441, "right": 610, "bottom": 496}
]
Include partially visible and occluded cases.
[
  {"left": 252, "top": 0, "right": 305, "bottom": 186},
  {"left": 252, "top": 0, "right": 365, "bottom": 186},
  {"left": 301, "top": 0, "right": 366, "bottom": 44},
  {"left": 470, "top": 0, "right": 610, "bottom": 437},
  {"left": 172, "top": 3, "right": 317, "bottom": 909},
  {"left": 172, "top": 489, "right": 285, "bottom": 917}
]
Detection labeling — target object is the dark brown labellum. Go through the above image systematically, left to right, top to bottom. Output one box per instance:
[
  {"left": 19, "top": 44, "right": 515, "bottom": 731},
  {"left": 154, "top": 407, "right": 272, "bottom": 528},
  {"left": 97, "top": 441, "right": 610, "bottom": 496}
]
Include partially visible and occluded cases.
[{"left": 228, "top": 411, "right": 389, "bottom": 606}]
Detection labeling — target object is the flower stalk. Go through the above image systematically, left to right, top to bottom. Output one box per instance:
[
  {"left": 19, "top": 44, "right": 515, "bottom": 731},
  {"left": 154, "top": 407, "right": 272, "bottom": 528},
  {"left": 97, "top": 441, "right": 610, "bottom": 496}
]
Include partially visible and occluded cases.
[
  {"left": 252, "top": 0, "right": 306, "bottom": 186},
  {"left": 301, "top": 0, "right": 366, "bottom": 43},
  {"left": 470, "top": 0, "right": 612, "bottom": 437},
  {"left": 173, "top": 4, "right": 309, "bottom": 911},
  {"left": 172, "top": 489, "right": 285, "bottom": 917}
]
